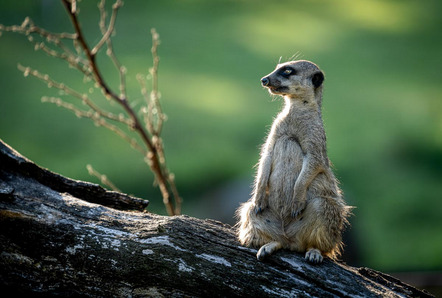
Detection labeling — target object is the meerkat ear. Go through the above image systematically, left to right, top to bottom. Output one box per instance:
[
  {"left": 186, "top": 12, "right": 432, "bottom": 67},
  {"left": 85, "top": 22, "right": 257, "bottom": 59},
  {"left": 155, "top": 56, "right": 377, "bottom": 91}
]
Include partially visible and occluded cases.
[{"left": 312, "top": 72, "right": 324, "bottom": 88}]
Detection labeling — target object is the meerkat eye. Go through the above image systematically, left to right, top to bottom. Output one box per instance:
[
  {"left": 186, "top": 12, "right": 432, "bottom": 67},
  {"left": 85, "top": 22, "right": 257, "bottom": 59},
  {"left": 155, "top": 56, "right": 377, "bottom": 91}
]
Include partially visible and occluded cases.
[{"left": 280, "top": 67, "right": 296, "bottom": 77}]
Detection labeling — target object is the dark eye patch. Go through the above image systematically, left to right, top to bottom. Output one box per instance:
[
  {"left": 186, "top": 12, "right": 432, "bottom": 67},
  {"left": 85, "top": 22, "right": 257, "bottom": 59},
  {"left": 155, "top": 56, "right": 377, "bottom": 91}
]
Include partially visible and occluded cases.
[{"left": 279, "top": 66, "right": 296, "bottom": 77}]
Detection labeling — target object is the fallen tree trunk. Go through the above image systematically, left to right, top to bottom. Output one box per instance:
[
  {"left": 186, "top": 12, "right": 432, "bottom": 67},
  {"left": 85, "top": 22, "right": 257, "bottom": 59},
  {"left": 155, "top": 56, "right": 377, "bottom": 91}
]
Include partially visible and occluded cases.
[{"left": 0, "top": 139, "right": 433, "bottom": 297}]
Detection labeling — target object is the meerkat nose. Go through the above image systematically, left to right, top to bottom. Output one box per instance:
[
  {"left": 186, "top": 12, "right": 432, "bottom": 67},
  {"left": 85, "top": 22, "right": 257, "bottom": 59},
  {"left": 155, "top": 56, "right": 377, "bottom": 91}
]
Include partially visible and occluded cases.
[{"left": 261, "top": 77, "right": 270, "bottom": 86}]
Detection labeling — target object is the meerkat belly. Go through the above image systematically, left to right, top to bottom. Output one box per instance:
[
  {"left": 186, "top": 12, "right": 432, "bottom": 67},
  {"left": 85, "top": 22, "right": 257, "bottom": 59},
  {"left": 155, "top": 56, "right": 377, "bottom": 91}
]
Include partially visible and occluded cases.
[{"left": 268, "top": 136, "right": 303, "bottom": 210}]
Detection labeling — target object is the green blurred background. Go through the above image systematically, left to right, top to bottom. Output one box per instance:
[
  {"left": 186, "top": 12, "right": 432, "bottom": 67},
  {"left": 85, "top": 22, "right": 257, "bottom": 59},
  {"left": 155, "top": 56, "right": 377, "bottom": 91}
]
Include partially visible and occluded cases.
[{"left": 1, "top": 0, "right": 441, "bottom": 287}]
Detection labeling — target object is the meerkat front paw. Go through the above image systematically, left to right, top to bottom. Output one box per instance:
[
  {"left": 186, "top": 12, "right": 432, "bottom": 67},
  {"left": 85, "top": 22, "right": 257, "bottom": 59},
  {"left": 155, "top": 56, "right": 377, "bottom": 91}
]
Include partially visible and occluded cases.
[
  {"left": 291, "top": 188, "right": 306, "bottom": 217},
  {"left": 253, "top": 190, "right": 268, "bottom": 214},
  {"left": 290, "top": 199, "right": 306, "bottom": 218},
  {"left": 254, "top": 202, "right": 268, "bottom": 215},
  {"left": 305, "top": 248, "right": 323, "bottom": 264}
]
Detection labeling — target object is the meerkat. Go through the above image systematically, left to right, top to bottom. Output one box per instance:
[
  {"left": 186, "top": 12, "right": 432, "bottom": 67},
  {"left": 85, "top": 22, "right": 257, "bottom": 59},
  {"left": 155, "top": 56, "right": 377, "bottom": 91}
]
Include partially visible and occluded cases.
[{"left": 236, "top": 60, "right": 351, "bottom": 263}]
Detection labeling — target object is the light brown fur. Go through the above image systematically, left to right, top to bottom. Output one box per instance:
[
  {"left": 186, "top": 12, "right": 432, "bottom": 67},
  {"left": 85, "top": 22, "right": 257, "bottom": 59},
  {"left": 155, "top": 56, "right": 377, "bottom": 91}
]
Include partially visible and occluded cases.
[{"left": 236, "top": 60, "right": 351, "bottom": 263}]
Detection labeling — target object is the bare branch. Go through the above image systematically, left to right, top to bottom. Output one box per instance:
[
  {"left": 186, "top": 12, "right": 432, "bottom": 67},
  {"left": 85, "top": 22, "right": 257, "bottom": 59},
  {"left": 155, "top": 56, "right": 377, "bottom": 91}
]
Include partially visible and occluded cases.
[
  {"left": 3, "top": 0, "right": 182, "bottom": 216},
  {"left": 60, "top": 0, "right": 182, "bottom": 215},
  {"left": 19, "top": 65, "right": 133, "bottom": 127}
]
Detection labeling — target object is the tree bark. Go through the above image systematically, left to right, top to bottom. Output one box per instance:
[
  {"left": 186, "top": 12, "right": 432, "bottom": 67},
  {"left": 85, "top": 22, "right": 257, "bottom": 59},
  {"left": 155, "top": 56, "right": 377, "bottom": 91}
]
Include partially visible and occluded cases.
[{"left": 0, "top": 139, "right": 433, "bottom": 297}]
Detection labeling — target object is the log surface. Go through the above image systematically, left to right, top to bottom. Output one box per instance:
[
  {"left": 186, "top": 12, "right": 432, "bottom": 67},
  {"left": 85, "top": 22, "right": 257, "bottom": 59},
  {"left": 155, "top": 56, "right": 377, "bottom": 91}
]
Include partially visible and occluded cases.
[{"left": 0, "top": 139, "right": 433, "bottom": 297}]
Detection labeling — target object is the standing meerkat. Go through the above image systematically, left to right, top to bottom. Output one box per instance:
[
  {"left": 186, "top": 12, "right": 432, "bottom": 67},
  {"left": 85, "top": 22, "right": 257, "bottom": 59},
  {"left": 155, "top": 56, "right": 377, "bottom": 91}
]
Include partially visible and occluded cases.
[{"left": 237, "top": 60, "right": 351, "bottom": 263}]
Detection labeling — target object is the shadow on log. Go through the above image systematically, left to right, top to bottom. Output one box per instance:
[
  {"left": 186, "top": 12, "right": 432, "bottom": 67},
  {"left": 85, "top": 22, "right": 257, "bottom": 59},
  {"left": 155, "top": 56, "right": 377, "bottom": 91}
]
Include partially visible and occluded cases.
[{"left": 0, "top": 139, "right": 434, "bottom": 297}]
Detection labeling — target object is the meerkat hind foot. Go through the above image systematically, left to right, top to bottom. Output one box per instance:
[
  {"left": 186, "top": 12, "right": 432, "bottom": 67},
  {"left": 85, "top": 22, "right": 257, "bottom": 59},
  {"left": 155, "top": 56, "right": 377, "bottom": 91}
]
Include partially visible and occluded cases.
[
  {"left": 257, "top": 241, "right": 282, "bottom": 261},
  {"left": 305, "top": 248, "right": 323, "bottom": 264}
]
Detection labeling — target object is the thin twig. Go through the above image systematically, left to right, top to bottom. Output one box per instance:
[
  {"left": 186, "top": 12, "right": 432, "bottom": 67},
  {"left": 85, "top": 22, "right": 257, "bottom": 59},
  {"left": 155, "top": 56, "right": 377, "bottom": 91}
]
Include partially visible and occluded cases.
[
  {"left": 92, "top": 0, "right": 121, "bottom": 56},
  {"left": 97, "top": 0, "right": 127, "bottom": 99},
  {"left": 0, "top": 17, "right": 91, "bottom": 76},
  {"left": 149, "top": 28, "right": 164, "bottom": 135},
  {"left": 19, "top": 65, "right": 133, "bottom": 127},
  {"left": 41, "top": 96, "right": 145, "bottom": 154},
  {"left": 87, "top": 164, "right": 122, "bottom": 192}
]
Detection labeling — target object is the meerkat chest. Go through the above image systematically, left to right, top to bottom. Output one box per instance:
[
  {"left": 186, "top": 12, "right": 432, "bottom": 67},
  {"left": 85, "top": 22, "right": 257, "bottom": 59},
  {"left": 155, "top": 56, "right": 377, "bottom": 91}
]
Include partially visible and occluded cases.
[
  {"left": 274, "top": 117, "right": 308, "bottom": 155},
  {"left": 270, "top": 120, "right": 305, "bottom": 173},
  {"left": 267, "top": 133, "right": 304, "bottom": 205},
  {"left": 272, "top": 134, "right": 304, "bottom": 170}
]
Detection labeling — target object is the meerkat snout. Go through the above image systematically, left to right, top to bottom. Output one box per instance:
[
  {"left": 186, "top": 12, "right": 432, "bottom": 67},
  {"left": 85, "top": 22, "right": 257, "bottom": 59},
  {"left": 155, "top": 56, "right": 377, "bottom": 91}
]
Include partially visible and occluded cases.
[
  {"left": 261, "top": 75, "right": 283, "bottom": 94},
  {"left": 261, "top": 76, "right": 281, "bottom": 89},
  {"left": 261, "top": 77, "right": 270, "bottom": 87}
]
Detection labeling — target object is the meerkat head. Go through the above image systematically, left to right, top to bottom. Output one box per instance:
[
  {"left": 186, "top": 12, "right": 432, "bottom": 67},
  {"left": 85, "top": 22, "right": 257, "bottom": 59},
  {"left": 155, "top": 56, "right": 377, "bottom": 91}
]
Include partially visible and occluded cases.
[{"left": 261, "top": 60, "right": 324, "bottom": 105}]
